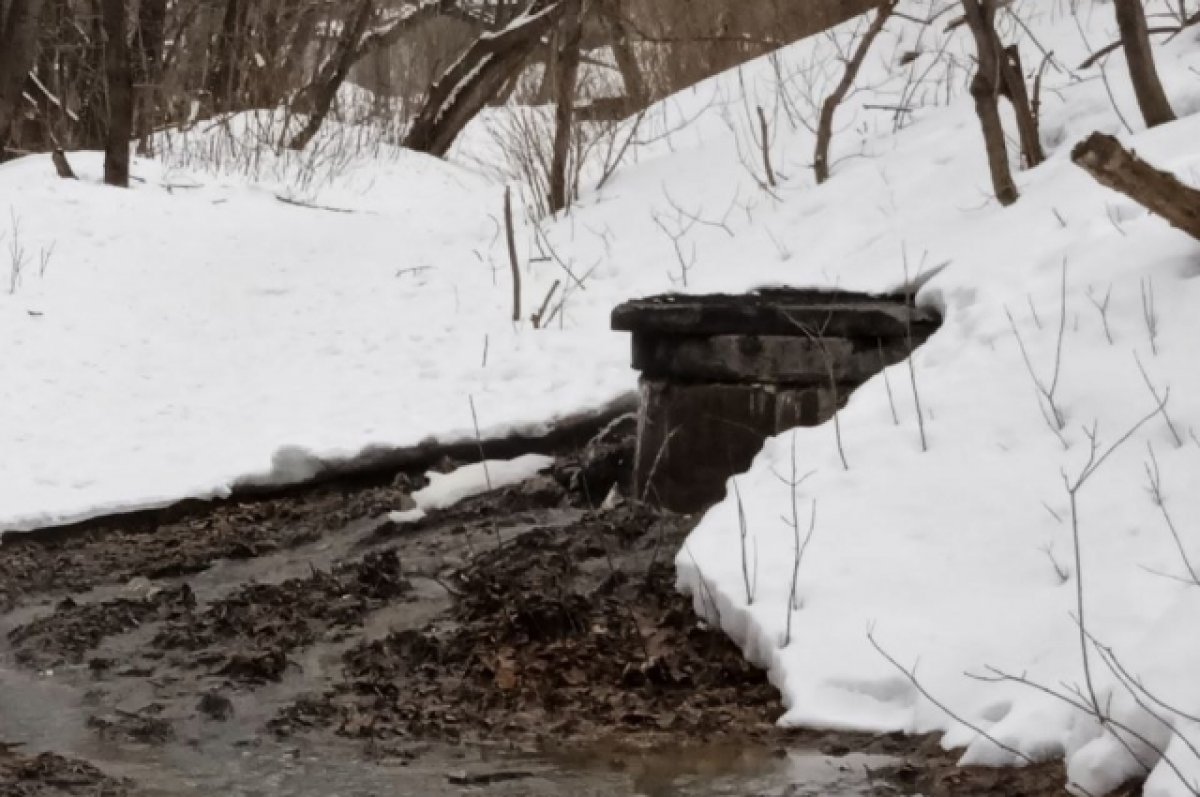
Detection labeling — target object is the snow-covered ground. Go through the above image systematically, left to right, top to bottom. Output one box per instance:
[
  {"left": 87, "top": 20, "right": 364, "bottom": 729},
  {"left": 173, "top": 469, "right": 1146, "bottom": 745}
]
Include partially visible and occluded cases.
[
  {"left": 2, "top": 0, "right": 1200, "bottom": 794},
  {"left": 0, "top": 126, "right": 634, "bottom": 531}
]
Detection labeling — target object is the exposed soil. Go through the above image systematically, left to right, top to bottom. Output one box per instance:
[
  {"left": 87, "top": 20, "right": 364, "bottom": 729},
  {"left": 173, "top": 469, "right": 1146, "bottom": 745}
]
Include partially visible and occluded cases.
[
  {"left": 0, "top": 420, "right": 1077, "bottom": 797},
  {"left": 0, "top": 749, "right": 130, "bottom": 797}
]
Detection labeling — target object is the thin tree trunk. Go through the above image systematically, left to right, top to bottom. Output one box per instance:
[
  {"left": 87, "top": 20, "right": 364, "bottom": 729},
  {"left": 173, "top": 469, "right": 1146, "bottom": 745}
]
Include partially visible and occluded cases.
[
  {"left": 0, "top": 0, "right": 47, "bottom": 158},
  {"left": 101, "top": 0, "right": 133, "bottom": 186},
  {"left": 132, "top": 0, "right": 166, "bottom": 143},
  {"left": 208, "top": 0, "right": 247, "bottom": 112},
  {"left": 287, "top": 0, "right": 374, "bottom": 151},
  {"left": 288, "top": 0, "right": 459, "bottom": 149},
  {"left": 548, "top": 0, "right": 582, "bottom": 214},
  {"left": 600, "top": 0, "right": 646, "bottom": 108},
  {"left": 814, "top": 0, "right": 894, "bottom": 184},
  {"left": 961, "top": 0, "right": 1018, "bottom": 206},
  {"left": 1113, "top": 0, "right": 1175, "bottom": 128},
  {"left": 404, "top": 3, "right": 564, "bottom": 158},
  {"left": 999, "top": 45, "right": 1043, "bottom": 168},
  {"left": 1073, "top": 132, "right": 1199, "bottom": 240}
]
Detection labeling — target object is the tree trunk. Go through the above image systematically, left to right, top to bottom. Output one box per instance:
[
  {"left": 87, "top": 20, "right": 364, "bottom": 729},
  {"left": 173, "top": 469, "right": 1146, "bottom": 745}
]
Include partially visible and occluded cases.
[
  {"left": 0, "top": 0, "right": 47, "bottom": 158},
  {"left": 101, "top": 0, "right": 133, "bottom": 187},
  {"left": 132, "top": 0, "right": 166, "bottom": 142},
  {"left": 208, "top": 0, "right": 248, "bottom": 112},
  {"left": 287, "top": 0, "right": 374, "bottom": 151},
  {"left": 288, "top": 0, "right": 460, "bottom": 149},
  {"left": 548, "top": 0, "right": 582, "bottom": 214},
  {"left": 600, "top": 0, "right": 647, "bottom": 108},
  {"left": 814, "top": 0, "right": 894, "bottom": 184},
  {"left": 961, "top": 0, "right": 1017, "bottom": 206},
  {"left": 1112, "top": 0, "right": 1175, "bottom": 128},
  {"left": 404, "top": 3, "right": 564, "bottom": 158},
  {"left": 999, "top": 45, "right": 1043, "bottom": 168},
  {"left": 1072, "top": 132, "right": 1200, "bottom": 240}
]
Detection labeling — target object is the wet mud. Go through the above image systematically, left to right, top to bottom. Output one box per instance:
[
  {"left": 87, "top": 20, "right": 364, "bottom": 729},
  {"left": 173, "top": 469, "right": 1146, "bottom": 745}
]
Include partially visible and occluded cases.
[{"left": 0, "top": 424, "right": 1073, "bottom": 796}]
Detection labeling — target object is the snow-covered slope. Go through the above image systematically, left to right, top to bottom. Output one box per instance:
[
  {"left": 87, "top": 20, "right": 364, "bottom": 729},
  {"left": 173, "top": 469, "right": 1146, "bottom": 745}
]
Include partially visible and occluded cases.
[{"left": 581, "top": 3, "right": 1200, "bottom": 796}]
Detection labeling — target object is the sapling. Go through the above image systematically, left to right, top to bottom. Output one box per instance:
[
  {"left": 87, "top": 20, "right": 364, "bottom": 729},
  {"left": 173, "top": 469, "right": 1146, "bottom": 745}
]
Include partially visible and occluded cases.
[
  {"left": 786, "top": 313, "right": 851, "bottom": 470},
  {"left": 1061, "top": 393, "right": 1168, "bottom": 716},
  {"left": 775, "top": 432, "right": 817, "bottom": 647},
  {"left": 732, "top": 479, "right": 758, "bottom": 606}
]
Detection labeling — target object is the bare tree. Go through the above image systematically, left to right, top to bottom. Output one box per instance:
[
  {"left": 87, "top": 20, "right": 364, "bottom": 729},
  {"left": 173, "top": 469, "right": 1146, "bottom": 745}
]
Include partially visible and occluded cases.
[
  {"left": 0, "top": 0, "right": 47, "bottom": 158},
  {"left": 101, "top": 0, "right": 133, "bottom": 186},
  {"left": 287, "top": 0, "right": 376, "bottom": 150},
  {"left": 288, "top": 0, "right": 465, "bottom": 150},
  {"left": 548, "top": 0, "right": 582, "bottom": 213},
  {"left": 598, "top": 0, "right": 646, "bottom": 110},
  {"left": 814, "top": 0, "right": 895, "bottom": 184},
  {"left": 960, "top": 0, "right": 1018, "bottom": 205},
  {"left": 1112, "top": 0, "right": 1175, "bottom": 128},
  {"left": 404, "top": 2, "right": 563, "bottom": 158}
]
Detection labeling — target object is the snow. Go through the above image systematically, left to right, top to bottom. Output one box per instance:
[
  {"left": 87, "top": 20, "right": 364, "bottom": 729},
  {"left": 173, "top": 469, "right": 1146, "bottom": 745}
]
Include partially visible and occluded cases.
[
  {"left": 2, "top": 0, "right": 1200, "bottom": 793},
  {"left": 0, "top": 124, "right": 631, "bottom": 532},
  {"left": 385, "top": 452, "right": 552, "bottom": 523},
  {"left": 411, "top": 453, "right": 553, "bottom": 511}
]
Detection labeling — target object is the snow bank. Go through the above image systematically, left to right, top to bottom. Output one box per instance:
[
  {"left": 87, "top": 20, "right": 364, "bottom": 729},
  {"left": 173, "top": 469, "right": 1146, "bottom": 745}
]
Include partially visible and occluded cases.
[{"left": 578, "top": 3, "right": 1200, "bottom": 795}]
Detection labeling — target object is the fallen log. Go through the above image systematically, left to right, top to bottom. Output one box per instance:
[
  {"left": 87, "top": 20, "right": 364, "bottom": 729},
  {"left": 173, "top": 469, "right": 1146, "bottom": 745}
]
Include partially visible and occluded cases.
[{"left": 1071, "top": 132, "right": 1200, "bottom": 241}]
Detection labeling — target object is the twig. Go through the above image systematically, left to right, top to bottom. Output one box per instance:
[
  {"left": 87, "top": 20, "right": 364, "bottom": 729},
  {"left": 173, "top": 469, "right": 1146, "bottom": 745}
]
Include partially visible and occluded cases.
[
  {"left": 755, "top": 105, "right": 776, "bottom": 188},
  {"left": 503, "top": 187, "right": 521, "bottom": 323},
  {"left": 274, "top": 194, "right": 357, "bottom": 213},
  {"left": 904, "top": 261, "right": 928, "bottom": 453},
  {"left": 1005, "top": 263, "right": 1069, "bottom": 448},
  {"left": 1140, "top": 277, "right": 1159, "bottom": 356},
  {"left": 531, "top": 279, "right": 560, "bottom": 329},
  {"left": 1086, "top": 285, "right": 1114, "bottom": 345},
  {"left": 878, "top": 340, "right": 901, "bottom": 425},
  {"left": 1134, "top": 352, "right": 1181, "bottom": 446},
  {"left": 1144, "top": 442, "right": 1199, "bottom": 585},
  {"left": 732, "top": 480, "right": 757, "bottom": 605},
  {"left": 868, "top": 629, "right": 1037, "bottom": 765}
]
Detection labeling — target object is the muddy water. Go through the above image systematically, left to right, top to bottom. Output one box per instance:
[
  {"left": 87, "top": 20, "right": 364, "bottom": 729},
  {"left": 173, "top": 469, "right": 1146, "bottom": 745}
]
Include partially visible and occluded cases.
[
  {"left": 0, "top": 468, "right": 893, "bottom": 797},
  {"left": 0, "top": 640, "right": 887, "bottom": 797}
]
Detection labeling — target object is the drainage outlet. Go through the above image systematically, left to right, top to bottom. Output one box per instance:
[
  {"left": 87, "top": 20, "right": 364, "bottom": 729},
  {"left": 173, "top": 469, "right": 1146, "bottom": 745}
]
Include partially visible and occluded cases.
[{"left": 611, "top": 289, "right": 941, "bottom": 513}]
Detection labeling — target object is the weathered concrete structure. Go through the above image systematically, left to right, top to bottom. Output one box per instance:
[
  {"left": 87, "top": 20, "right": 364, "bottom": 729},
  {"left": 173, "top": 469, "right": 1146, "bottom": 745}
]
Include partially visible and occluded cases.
[{"left": 611, "top": 289, "right": 941, "bottom": 513}]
